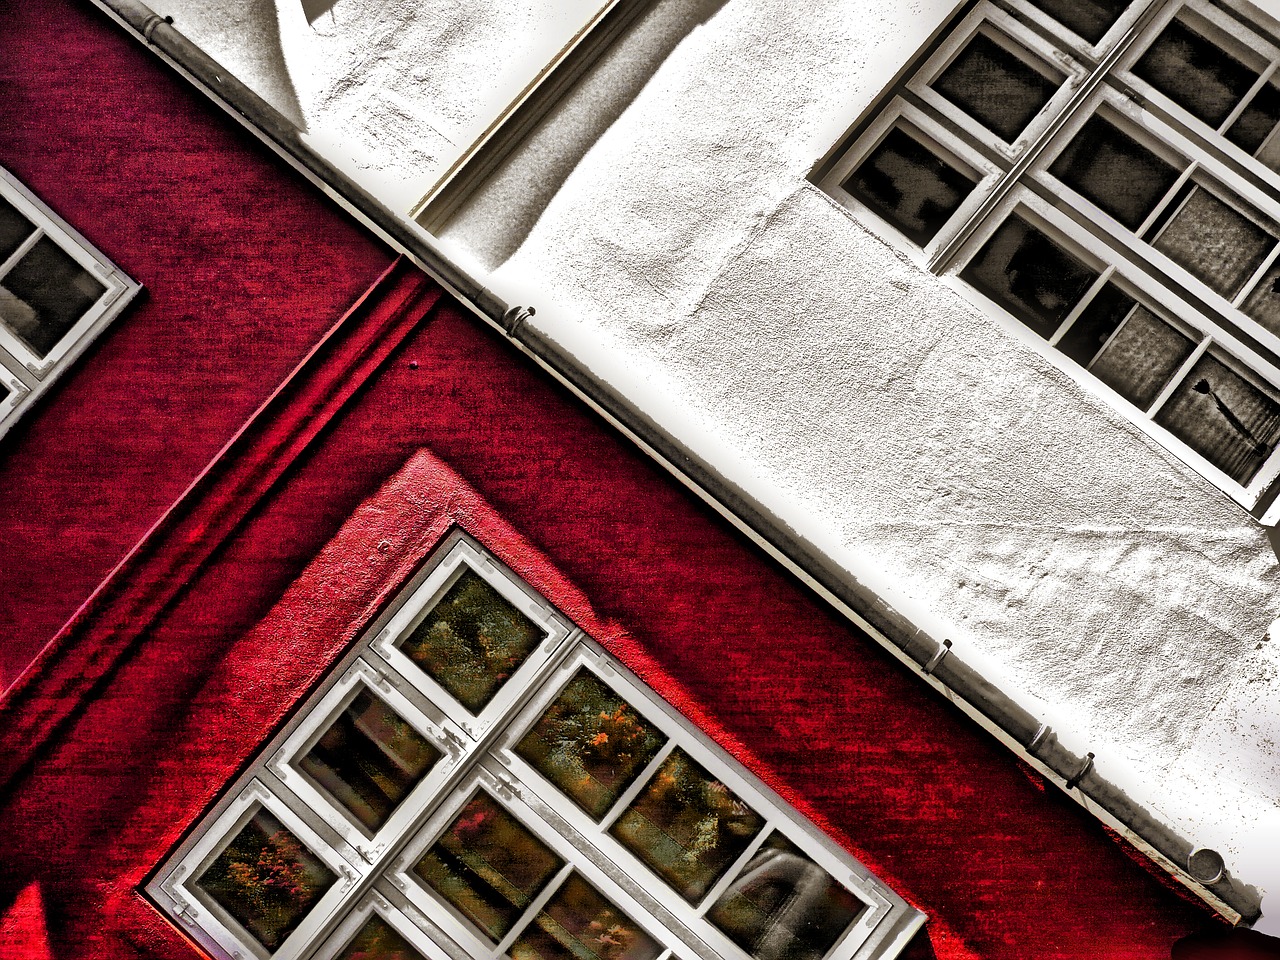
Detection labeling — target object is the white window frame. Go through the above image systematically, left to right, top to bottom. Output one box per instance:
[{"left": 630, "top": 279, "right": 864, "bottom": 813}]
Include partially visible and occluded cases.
[
  {"left": 817, "top": 0, "right": 1280, "bottom": 519},
  {"left": 0, "top": 165, "right": 139, "bottom": 437},
  {"left": 147, "top": 529, "right": 925, "bottom": 960}
]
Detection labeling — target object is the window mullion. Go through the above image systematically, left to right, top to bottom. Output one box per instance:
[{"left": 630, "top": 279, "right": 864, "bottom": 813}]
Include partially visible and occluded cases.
[
  {"left": 930, "top": 0, "right": 1174, "bottom": 274},
  {"left": 1219, "top": 58, "right": 1280, "bottom": 135},
  {"left": 0, "top": 227, "right": 42, "bottom": 279},
  {"left": 1048, "top": 267, "right": 1115, "bottom": 347},
  {"left": 1147, "top": 336, "right": 1212, "bottom": 416},
  {"left": 489, "top": 861, "right": 575, "bottom": 960}
]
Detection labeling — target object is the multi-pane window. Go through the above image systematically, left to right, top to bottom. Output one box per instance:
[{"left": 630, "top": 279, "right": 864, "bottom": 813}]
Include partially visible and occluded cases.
[
  {"left": 819, "top": 0, "right": 1280, "bottom": 514},
  {"left": 0, "top": 166, "right": 138, "bottom": 437},
  {"left": 148, "top": 532, "right": 923, "bottom": 960}
]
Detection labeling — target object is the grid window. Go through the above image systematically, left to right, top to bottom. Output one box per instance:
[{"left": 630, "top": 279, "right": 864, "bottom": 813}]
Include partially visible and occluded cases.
[
  {"left": 819, "top": 0, "right": 1280, "bottom": 512},
  {"left": 0, "top": 166, "right": 138, "bottom": 438},
  {"left": 149, "top": 532, "right": 923, "bottom": 960}
]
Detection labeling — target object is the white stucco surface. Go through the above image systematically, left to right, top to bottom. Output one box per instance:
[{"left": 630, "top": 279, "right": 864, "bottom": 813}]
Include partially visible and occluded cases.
[{"left": 161, "top": 0, "right": 1280, "bottom": 925}]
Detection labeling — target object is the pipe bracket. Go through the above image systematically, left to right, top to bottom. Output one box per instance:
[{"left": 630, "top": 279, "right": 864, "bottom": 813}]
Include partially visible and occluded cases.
[
  {"left": 922, "top": 638, "right": 952, "bottom": 676},
  {"left": 1065, "top": 751, "right": 1095, "bottom": 790}
]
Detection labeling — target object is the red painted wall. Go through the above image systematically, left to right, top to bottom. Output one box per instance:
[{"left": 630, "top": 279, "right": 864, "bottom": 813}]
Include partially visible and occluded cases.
[
  {"left": 0, "top": 0, "right": 393, "bottom": 688},
  {"left": 0, "top": 2, "right": 1234, "bottom": 959}
]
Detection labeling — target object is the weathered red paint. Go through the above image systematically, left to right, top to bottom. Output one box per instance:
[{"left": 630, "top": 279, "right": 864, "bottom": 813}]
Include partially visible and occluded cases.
[{"left": 0, "top": 1, "right": 1246, "bottom": 959}]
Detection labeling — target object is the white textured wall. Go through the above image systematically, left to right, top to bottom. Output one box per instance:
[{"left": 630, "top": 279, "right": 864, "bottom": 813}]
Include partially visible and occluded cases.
[{"left": 160, "top": 0, "right": 1280, "bottom": 922}]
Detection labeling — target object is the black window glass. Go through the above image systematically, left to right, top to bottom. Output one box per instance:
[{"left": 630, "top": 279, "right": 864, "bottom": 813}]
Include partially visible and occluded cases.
[
  {"left": 1025, "top": 0, "right": 1130, "bottom": 44},
  {"left": 1134, "top": 18, "right": 1259, "bottom": 128},
  {"left": 932, "top": 31, "right": 1063, "bottom": 142},
  {"left": 1228, "top": 81, "right": 1280, "bottom": 156},
  {"left": 1049, "top": 115, "right": 1182, "bottom": 230},
  {"left": 844, "top": 126, "right": 978, "bottom": 245},
  {"left": 1150, "top": 185, "right": 1275, "bottom": 299},
  {"left": 0, "top": 196, "right": 35, "bottom": 263},
  {"left": 961, "top": 215, "right": 1099, "bottom": 338},
  {"left": 0, "top": 237, "right": 105, "bottom": 358},
  {"left": 1240, "top": 259, "right": 1280, "bottom": 336},
  {"left": 1058, "top": 283, "right": 1137, "bottom": 367},
  {"left": 1087, "top": 305, "right": 1197, "bottom": 410},
  {"left": 1153, "top": 354, "right": 1280, "bottom": 484},
  {"left": 399, "top": 568, "right": 546, "bottom": 713},
  {"left": 297, "top": 687, "right": 442, "bottom": 832},
  {"left": 195, "top": 807, "right": 337, "bottom": 951},
  {"left": 708, "top": 832, "right": 866, "bottom": 960},
  {"left": 510, "top": 873, "right": 663, "bottom": 960},
  {"left": 335, "top": 915, "right": 426, "bottom": 960}
]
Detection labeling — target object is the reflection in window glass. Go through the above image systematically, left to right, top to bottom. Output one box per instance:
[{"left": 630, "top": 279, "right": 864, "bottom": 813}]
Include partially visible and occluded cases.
[
  {"left": 1025, "top": 0, "right": 1130, "bottom": 44},
  {"left": 1134, "top": 18, "right": 1259, "bottom": 128},
  {"left": 932, "top": 32, "right": 1063, "bottom": 142},
  {"left": 1228, "top": 81, "right": 1280, "bottom": 159},
  {"left": 1049, "top": 115, "right": 1182, "bottom": 230},
  {"left": 843, "top": 126, "right": 978, "bottom": 245},
  {"left": 1150, "top": 186, "right": 1275, "bottom": 299},
  {"left": 0, "top": 196, "right": 34, "bottom": 263},
  {"left": 962, "top": 215, "right": 1098, "bottom": 337},
  {"left": 0, "top": 237, "right": 105, "bottom": 358},
  {"left": 1240, "top": 260, "right": 1280, "bottom": 336},
  {"left": 1087, "top": 305, "right": 1197, "bottom": 410},
  {"left": 1154, "top": 354, "right": 1280, "bottom": 484},
  {"left": 400, "top": 568, "right": 546, "bottom": 713},
  {"left": 516, "top": 670, "right": 666, "bottom": 820},
  {"left": 297, "top": 687, "right": 442, "bottom": 832},
  {"left": 611, "top": 748, "right": 764, "bottom": 904},
  {"left": 415, "top": 791, "right": 563, "bottom": 942},
  {"left": 195, "top": 807, "right": 337, "bottom": 951},
  {"left": 709, "top": 833, "right": 866, "bottom": 960},
  {"left": 511, "top": 873, "right": 663, "bottom": 960},
  {"left": 335, "top": 915, "right": 426, "bottom": 960}
]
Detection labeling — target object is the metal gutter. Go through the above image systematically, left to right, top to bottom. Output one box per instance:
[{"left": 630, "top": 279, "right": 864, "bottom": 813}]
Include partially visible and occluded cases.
[{"left": 91, "top": 0, "right": 1262, "bottom": 925}]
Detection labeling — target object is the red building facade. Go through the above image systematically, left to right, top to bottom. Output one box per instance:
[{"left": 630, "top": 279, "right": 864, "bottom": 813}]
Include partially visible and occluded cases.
[{"left": 0, "top": 1, "right": 1259, "bottom": 958}]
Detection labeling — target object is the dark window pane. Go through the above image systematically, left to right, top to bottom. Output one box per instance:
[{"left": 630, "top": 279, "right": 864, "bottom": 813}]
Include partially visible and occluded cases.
[
  {"left": 1025, "top": 0, "right": 1130, "bottom": 44},
  {"left": 1134, "top": 18, "right": 1259, "bottom": 128},
  {"left": 932, "top": 32, "right": 1063, "bottom": 142},
  {"left": 1228, "top": 81, "right": 1280, "bottom": 155},
  {"left": 1049, "top": 115, "right": 1181, "bottom": 230},
  {"left": 843, "top": 126, "right": 977, "bottom": 245},
  {"left": 1151, "top": 185, "right": 1275, "bottom": 299},
  {"left": 0, "top": 196, "right": 35, "bottom": 263},
  {"left": 961, "top": 215, "right": 1099, "bottom": 338},
  {"left": 0, "top": 237, "right": 106, "bottom": 358},
  {"left": 1240, "top": 259, "right": 1280, "bottom": 336},
  {"left": 1058, "top": 283, "right": 1138, "bottom": 367},
  {"left": 1088, "top": 305, "right": 1197, "bottom": 410},
  {"left": 1154, "top": 354, "right": 1280, "bottom": 484},
  {"left": 400, "top": 568, "right": 546, "bottom": 713},
  {"left": 516, "top": 670, "right": 666, "bottom": 820},
  {"left": 297, "top": 687, "right": 442, "bottom": 832},
  {"left": 610, "top": 748, "right": 764, "bottom": 904},
  {"left": 414, "top": 791, "right": 563, "bottom": 942},
  {"left": 195, "top": 808, "right": 337, "bottom": 951},
  {"left": 708, "top": 833, "right": 867, "bottom": 960},
  {"left": 510, "top": 873, "right": 663, "bottom": 960},
  {"left": 336, "top": 915, "right": 426, "bottom": 960}
]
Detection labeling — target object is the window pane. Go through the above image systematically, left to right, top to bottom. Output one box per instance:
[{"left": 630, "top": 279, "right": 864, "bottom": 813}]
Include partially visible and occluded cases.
[
  {"left": 1024, "top": 0, "right": 1130, "bottom": 44},
  {"left": 1134, "top": 18, "right": 1259, "bottom": 128},
  {"left": 932, "top": 32, "right": 1064, "bottom": 142},
  {"left": 1227, "top": 81, "right": 1280, "bottom": 156},
  {"left": 1049, "top": 115, "right": 1181, "bottom": 230},
  {"left": 843, "top": 126, "right": 978, "bottom": 245},
  {"left": 1150, "top": 185, "right": 1275, "bottom": 299},
  {"left": 0, "top": 196, "right": 35, "bottom": 263},
  {"left": 961, "top": 215, "right": 1099, "bottom": 338},
  {"left": 0, "top": 236, "right": 106, "bottom": 359},
  {"left": 1240, "top": 259, "right": 1280, "bottom": 336},
  {"left": 1058, "top": 283, "right": 1137, "bottom": 367},
  {"left": 1087, "top": 305, "right": 1197, "bottom": 410},
  {"left": 1154, "top": 354, "right": 1280, "bottom": 484},
  {"left": 400, "top": 568, "right": 546, "bottom": 713},
  {"left": 516, "top": 670, "right": 666, "bottom": 820},
  {"left": 297, "top": 687, "right": 442, "bottom": 832},
  {"left": 610, "top": 748, "right": 764, "bottom": 904},
  {"left": 414, "top": 791, "right": 563, "bottom": 942},
  {"left": 195, "top": 807, "right": 337, "bottom": 951},
  {"left": 708, "top": 833, "right": 867, "bottom": 960},
  {"left": 510, "top": 873, "right": 663, "bottom": 960},
  {"left": 336, "top": 915, "right": 426, "bottom": 960}
]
